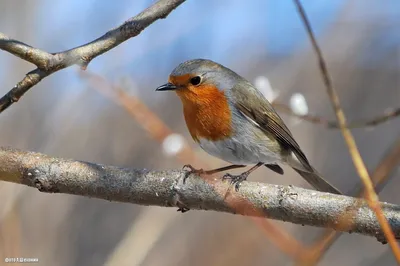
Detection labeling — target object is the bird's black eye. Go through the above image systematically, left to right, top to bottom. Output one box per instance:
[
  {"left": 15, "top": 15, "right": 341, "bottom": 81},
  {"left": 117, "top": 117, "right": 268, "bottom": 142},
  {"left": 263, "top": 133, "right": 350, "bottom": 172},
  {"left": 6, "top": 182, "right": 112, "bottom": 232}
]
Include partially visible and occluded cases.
[{"left": 190, "top": 76, "right": 201, "bottom": 86}]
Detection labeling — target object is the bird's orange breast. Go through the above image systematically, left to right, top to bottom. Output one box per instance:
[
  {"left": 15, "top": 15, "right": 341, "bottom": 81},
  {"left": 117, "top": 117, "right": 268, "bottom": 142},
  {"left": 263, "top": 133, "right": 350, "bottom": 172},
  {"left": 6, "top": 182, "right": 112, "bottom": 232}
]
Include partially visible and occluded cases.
[{"left": 173, "top": 82, "right": 233, "bottom": 142}]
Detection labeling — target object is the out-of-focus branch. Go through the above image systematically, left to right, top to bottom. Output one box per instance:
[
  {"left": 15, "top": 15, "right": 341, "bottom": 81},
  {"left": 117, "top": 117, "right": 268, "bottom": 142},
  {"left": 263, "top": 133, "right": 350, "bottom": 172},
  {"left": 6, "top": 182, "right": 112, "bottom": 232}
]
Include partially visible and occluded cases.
[
  {"left": 0, "top": 0, "right": 185, "bottom": 113},
  {"left": 293, "top": 0, "right": 400, "bottom": 261},
  {"left": 79, "top": 71, "right": 198, "bottom": 164},
  {"left": 272, "top": 103, "right": 400, "bottom": 129},
  {"left": 305, "top": 135, "right": 400, "bottom": 264},
  {"left": 0, "top": 147, "right": 399, "bottom": 243}
]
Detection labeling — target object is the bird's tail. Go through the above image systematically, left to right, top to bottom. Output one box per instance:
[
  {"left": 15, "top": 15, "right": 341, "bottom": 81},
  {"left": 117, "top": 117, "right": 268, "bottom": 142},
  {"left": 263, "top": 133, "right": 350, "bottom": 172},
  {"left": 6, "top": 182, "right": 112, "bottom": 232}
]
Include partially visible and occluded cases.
[
  {"left": 286, "top": 151, "right": 342, "bottom": 194},
  {"left": 292, "top": 166, "right": 342, "bottom": 195}
]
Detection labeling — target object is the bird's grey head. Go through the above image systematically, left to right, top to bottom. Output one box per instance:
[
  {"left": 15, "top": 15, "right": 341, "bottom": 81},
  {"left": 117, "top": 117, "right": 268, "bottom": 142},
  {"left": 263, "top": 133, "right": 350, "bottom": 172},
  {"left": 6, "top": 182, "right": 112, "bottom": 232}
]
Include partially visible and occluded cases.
[
  {"left": 168, "top": 59, "right": 242, "bottom": 91},
  {"left": 171, "top": 59, "right": 221, "bottom": 76}
]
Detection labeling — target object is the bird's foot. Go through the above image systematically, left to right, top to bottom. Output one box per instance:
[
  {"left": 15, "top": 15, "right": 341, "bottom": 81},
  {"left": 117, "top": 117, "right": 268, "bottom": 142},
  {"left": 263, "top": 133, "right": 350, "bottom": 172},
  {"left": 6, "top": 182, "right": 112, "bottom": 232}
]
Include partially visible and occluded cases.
[
  {"left": 182, "top": 164, "right": 205, "bottom": 184},
  {"left": 222, "top": 172, "right": 249, "bottom": 192},
  {"left": 176, "top": 201, "right": 190, "bottom": 213},
  {"left": 177, "top": 207, "right": 190, "bottom": 213}
]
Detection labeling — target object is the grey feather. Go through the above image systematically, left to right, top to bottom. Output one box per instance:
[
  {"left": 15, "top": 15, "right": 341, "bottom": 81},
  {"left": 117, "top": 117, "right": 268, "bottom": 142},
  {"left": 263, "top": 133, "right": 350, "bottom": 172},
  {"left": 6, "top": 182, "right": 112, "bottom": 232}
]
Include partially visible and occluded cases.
[
  {"left": 229, "top": 80, "right": 341, "bottom": 194},
  {"left": 230, "top": 81, "right": 313, "bottom": 172}
]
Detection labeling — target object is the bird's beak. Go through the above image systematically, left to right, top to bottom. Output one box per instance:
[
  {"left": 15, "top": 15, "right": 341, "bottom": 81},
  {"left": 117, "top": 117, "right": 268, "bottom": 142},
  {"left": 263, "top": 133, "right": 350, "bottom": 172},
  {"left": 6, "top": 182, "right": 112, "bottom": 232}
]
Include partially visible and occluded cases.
[{"left": 156, "top": 82, "right": 177, "bottom": 91}]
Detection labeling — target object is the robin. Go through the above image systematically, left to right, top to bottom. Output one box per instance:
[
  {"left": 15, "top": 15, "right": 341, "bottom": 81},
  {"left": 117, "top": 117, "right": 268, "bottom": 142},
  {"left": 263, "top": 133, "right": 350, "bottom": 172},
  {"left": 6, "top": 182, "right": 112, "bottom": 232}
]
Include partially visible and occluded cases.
[{"left": 156, "top": 59, "right": 341, "bottom": 195}]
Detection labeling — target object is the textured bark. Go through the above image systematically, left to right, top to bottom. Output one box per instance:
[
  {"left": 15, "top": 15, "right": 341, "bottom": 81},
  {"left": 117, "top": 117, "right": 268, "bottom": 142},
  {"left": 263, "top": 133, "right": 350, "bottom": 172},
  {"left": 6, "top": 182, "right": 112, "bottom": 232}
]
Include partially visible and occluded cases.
[{"left": 0, "top": 147, "right": 399, "bottom": 244}]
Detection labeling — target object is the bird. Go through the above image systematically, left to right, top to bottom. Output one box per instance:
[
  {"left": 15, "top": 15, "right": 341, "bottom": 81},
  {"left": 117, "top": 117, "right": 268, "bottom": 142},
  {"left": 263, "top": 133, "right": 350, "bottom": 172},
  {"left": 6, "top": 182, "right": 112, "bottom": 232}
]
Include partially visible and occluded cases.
[{"left": 156, "top": 59, "right": 341, "bottom": 195}]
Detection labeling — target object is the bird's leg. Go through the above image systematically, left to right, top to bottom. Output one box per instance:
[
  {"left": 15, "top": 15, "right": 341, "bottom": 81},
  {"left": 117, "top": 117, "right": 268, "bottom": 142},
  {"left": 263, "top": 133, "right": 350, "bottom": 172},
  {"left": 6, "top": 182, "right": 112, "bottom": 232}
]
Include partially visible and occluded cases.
[
  {"left": 223, "top": 162, "right": 263, "bottom": 191},
  {"left": 177, "top": 164, "right": 245, "bottom": 213},
  {"left": 182, "top": 164, "right": 246, "bottom": 183},
  {"left": 182, "top": 164, "right": 205, "bottom": 175},
  {"left": 204, "top": 164, "right": 246, "bottom": 175},
  {"left": 176, "top": 201, "right": 190, "bottom": 213}
]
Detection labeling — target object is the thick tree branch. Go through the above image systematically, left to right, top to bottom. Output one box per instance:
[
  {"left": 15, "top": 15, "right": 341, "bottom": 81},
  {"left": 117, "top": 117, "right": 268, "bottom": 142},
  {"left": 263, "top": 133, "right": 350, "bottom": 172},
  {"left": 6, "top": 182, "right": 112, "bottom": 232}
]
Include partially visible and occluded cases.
[
  {"left": 0, "top": 0, "right": 185, "bottom": 113},
  {"left": 0, "top": 147, "right": 399, "bottom": 243}
]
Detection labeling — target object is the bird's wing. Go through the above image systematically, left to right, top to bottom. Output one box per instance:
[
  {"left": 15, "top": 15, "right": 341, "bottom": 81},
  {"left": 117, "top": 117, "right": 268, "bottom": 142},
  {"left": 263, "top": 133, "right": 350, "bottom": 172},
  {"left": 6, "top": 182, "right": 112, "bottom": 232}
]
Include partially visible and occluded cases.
[{"left": 230, "top": 81, "right": 312, "bottom": 172}]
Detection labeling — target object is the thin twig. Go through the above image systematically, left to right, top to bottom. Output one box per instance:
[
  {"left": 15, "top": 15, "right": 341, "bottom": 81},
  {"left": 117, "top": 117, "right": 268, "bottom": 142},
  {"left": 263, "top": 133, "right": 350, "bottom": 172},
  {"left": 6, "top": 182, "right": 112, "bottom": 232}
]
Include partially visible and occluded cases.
[
  {"left": 0, "top": 0, "right": 185, "bottom": 113},
  {"left": 293, "top": 0, "right": 400, "bottom": 262},
  {"left": 273, "top": 102, "right": 400, "bottom": 129},
  {"left": 304, "top": 135, "right": 400, "bottom": 264},
  {"left": 0, "top": 147, "right": 399, "bottom": 242}
]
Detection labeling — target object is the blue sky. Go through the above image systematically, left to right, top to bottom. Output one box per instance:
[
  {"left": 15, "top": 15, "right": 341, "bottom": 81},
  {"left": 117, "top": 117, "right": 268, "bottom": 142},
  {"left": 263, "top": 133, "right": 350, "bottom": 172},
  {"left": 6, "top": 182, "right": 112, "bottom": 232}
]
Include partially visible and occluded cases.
[
  {"left": 2, "top": 0, "right": 400, "bottom": 97},
  {"left": 32, "top": 0, "right": 346, "bottom": 73}
]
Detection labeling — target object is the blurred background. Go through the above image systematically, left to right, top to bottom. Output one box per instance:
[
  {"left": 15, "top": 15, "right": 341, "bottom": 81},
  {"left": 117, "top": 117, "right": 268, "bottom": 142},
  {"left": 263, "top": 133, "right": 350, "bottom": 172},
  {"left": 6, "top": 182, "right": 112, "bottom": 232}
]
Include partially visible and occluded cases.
[{"left": 1, "top": 0, "right": 400, "bottom": 265}]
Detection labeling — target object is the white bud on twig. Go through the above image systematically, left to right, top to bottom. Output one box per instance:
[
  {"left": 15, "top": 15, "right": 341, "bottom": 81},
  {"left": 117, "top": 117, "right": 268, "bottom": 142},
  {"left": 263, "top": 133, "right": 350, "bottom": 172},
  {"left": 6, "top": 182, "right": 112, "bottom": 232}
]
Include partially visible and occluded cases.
[
  {"left": 254, "top": 76, "right": 279, "bottom": 102},
  {"left": 290, "top": 93, "right": 309, "bottom": 116},
  {"left": 162, "top": 133, "right": 184, "bottom": 156}
]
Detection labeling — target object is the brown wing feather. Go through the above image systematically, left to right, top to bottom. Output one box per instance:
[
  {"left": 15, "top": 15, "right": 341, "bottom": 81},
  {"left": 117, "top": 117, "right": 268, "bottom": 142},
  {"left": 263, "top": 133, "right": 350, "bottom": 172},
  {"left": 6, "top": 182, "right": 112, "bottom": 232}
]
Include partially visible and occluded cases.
[
  {"left": 230, "top": 82, "right": 341, "bottom": 195},
  {"left": 231, "top": 82, "right": 312, "bottom": 172}
]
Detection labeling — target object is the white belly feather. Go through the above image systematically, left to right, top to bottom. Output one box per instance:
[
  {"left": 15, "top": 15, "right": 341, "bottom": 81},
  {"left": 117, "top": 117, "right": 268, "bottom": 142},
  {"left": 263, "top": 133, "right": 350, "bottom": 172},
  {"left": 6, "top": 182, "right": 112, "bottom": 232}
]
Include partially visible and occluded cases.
[{"left": 198, "top": 136, "right": 280, "bottom": 165}]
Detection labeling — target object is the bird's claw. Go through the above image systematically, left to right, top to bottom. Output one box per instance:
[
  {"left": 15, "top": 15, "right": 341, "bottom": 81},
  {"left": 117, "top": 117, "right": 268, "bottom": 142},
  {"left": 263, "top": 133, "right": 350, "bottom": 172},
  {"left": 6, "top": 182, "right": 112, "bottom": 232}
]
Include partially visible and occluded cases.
[
  {"left": 182, "top": 164, "right": 205, "bottom": 184},
  {"left": 182, "top": 164, "right": 197, "bottom": 172},
  {"left": 222, "top": 173, "right": 248, "bottom": 192},
  {"left": 176, "top": 199, "right": 190, "bottom": 213},
  {"left": 177, "top": 207, "right": 190, "bottom": 213}
]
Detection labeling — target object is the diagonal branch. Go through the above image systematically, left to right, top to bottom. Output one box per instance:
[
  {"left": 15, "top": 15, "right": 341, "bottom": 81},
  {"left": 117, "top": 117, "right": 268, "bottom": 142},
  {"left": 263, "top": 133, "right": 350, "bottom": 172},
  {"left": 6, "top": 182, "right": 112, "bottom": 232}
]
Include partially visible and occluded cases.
[
  {"left": 0, "top": 0, "right": 185, "bottom": 113},
  {"left": 293, "top": 0, "right": 400, "bottom": 260},
  {"left": 0, "top": 33, "right": 53, "bottom": 69},
  {"left": 306, "top": 135, "right": 400, "bottom": 264},
  {"left": 0, "top": 146, "right": 399, "bottom": 243}
]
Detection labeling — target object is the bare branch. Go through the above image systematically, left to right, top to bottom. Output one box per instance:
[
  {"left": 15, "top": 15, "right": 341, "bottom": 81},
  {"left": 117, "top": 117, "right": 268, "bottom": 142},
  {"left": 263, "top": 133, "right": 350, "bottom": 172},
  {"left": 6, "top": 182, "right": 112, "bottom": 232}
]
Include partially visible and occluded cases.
[
  {"left": 0, "top": 0, "right": 185, "bottom": 113},
  {"left": 293, "top": 0, "right": 400, "bottom": 260},
  {"left": 0, "top": 33, "right": 53, "bottom": 68},
  {"left": 273, "top": 102, "right": 400, "bottom": 129},
  {"left": 307, "top": 135, "right": 400, "bottom": 263},
  {"left": 0, "top": 147, "right": 399, "bottom": 243}
]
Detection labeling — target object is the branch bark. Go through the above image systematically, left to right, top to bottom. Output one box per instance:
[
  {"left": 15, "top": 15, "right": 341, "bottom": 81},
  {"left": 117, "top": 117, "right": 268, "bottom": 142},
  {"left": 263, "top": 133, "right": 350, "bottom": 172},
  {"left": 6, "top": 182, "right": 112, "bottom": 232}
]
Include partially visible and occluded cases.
[
  {"left": 0, "top": 0, "right": 185, "bottom": 113},
  {"left": 0, "top": 147, "right": 399, "bottom": 243}
]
